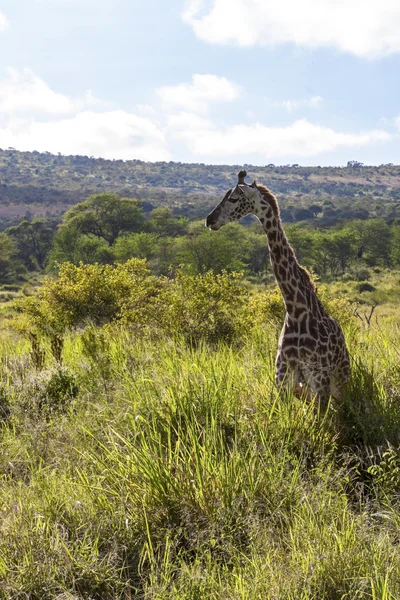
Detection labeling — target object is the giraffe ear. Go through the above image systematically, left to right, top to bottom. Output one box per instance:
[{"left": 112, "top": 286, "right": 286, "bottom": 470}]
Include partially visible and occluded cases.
[{"left": 250, "top": 179, "right": 257, "bottom": 187}]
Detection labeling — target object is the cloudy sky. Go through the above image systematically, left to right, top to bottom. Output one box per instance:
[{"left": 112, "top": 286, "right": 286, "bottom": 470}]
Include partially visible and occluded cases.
[{"left": 0, "top": 0, "right": 399, "bottom": 165}]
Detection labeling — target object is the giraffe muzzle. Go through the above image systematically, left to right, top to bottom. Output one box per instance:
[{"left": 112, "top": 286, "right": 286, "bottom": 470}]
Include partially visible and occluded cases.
[{"left": 205, "top": 210, "right": 221, "bottom": 230}]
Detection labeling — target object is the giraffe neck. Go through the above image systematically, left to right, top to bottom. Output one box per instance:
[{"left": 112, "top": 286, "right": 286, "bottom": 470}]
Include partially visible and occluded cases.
[{"left": 253, "top": 192, "right": 318, "bottom": 318}]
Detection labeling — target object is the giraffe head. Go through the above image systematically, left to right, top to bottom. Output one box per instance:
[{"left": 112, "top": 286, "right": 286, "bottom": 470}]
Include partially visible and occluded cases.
[{"left": 206, "top": 170, "right": 261, "bottom": 231}]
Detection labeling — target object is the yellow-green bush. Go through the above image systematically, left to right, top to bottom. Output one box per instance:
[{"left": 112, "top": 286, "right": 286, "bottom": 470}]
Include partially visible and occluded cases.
[
  {"left": 15, "top": 259, "right": 163, "bottom": 336},
  {"left": 15, "top": 261, "right": 357, "bottom": 353},
  {"left": 15, "top": 261, "right": 284, "bottom": 347},
  {"left": 158, "top": 269, "right": 252, "bottom": 344}
]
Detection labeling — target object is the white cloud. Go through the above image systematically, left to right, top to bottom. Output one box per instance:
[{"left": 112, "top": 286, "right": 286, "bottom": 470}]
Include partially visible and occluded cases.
[
  {"left": 183, "top": 0, "right": 400, "bottom": 58},
  {"left": 0, "top": 11, "right": 8, "bottom": 31},
  {"left": 0, "top": 68, "right": 103, "bottom": 116},
  {"left": 0, "top": 68, "right": 391, "bottom": 164},
  {"left": 0, "top": 69, "right": 169, "bottom": 160},
  {"left": 157, "top": 74, "right": 239, "bottom": 113},
  {"left": 279, "top": 96, "right": 323, "bottom": 112},
  {"left": 135, "top": 103, "right": 158, "bottom": 117},
  {"left": 1, "top": 110, "right": 170, "bottom": 160},
  {"left": 167, "top": 115, "right": 391, "bottom": 159}
]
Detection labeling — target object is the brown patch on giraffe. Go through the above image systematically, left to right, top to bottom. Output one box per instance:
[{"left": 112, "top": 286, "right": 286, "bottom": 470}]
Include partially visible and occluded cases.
[
  {"left": 278, "top": 265, "right": 287, "bottom": 280},
  {"left": 296, "top": 290, "right": 306, "bottom": 304},
  {"left": 294, "top": 306, "right": 306, "bottom": 320},
  {"left": 300, "top": 318, "right": 309, "bottom": 335},
  {"left": 303, "top": 337, "right": 317, "bottom": 349},
  {"left": 286, "top": 347, "right": 299, "bottom": 358}
]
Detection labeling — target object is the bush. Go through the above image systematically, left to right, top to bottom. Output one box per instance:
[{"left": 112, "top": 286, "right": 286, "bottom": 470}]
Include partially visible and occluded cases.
[
  {"left": 15, "top": 259, "right": 162, "bottom": 336},
  {"left": 15, "top": 261, "right": 358, "bottom": 350},
  {"left": 15, "top": 261, "right": 264, "bottom": 346},
  {"left": 352, "top": 268, "right": 371, "bottom": 282},
  {"left": 160, "top": 270, "right": 252, "bottom": 345},
  {"left": 357, "top": 282, "right": 376, "bottom": 293},
  {"left": 16, "top": 367, "right": 79, "bottom": 416}
]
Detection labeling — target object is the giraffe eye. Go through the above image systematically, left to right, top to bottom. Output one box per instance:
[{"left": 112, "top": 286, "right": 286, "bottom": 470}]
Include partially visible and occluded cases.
[{"left": 228, "top": 196, "right": 239, "bottom": 203}]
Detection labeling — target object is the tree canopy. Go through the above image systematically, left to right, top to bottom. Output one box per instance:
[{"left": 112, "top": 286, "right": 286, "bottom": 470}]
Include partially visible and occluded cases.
[{"left": 61, "top": 193, "right": 144, "bottom": 246}]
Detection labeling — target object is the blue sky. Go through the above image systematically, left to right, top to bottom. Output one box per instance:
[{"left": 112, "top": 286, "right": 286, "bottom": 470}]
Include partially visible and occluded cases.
[{"left": 0, "top": 0, "right": 399, "bottom": 165}]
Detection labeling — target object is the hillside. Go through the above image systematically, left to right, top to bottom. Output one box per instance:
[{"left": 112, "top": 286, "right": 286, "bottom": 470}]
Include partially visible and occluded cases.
[{"left": 1, "top": 148, "right": 400, "bottom": 227}]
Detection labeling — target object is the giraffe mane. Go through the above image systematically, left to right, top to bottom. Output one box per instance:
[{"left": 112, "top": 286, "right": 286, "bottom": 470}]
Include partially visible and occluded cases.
[
  {"left": 255, "top": 184, "right": 280, "bottom": 218},
  {"left": 256, "top": 184, "right": 317, "bottom": 292},
  {"left": 298, "top": 266, "right": 317, "bottom": 292}
]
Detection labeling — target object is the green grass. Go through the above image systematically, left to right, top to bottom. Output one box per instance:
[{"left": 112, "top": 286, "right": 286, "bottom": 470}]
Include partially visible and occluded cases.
[{"left": 0, "top": 314, "right": 400, "bottom": 598}]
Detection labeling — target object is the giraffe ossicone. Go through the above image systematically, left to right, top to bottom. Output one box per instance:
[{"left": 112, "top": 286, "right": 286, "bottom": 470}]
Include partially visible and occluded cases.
[{"left": 206, "top": 170, "right": 350, "bottom": 408}]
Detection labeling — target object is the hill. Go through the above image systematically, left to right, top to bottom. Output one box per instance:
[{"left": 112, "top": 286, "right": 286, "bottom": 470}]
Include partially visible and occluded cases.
[{"left": 1, "top": 148, "right": 400, "bottom": 227}]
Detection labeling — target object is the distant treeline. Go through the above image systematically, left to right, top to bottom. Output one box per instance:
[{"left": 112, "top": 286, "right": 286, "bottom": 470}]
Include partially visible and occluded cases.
[{"left": 1, "top": 192, "right": 400, "bottom": 284}]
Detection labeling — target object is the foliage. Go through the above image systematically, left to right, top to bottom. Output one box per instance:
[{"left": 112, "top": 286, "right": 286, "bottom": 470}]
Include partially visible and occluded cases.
[
  {"left": 61, "top": 192, "right": 144, "bottom": 246},
  {"left": 147, "top": 206, "right": 189, "bottom": 237},
  {"left": 5, "top": 218, "right": 57, "bottom": 269},
  {"left": 47, "top": 226, "right": 114, "bottom": 267},
  {"left": 113, "top": 231, "right": 159, "bottom": 263},
  {"left": 0, "top": 233, "right": 23, "bottom": 282},
  {"left": 16, "top": 259, "right": 158, "bottom": 336},
  {"left": 16, "top": 261, "right": 258, "bottom": 346},
  {"left": 158, "top": 269, "right": 252, "bottom": 344},
  {"left": 0, "top": 308, "right": 400, "bottom": 596},
  {"left": 34, "top": 367, "right": 79, "bottom": 415}
]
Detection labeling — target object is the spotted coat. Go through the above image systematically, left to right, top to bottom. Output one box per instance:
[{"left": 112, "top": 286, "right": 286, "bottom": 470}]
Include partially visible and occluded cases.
[{"left": 206, "top": 174, "right": 350, "bottom": 408}]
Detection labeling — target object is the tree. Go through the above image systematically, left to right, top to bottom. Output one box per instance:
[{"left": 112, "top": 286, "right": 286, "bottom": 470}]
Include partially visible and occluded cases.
[
  {"left": 61, "top": 193, "right": 144, "bottom": 246},
  {"left": 309, "top": 204, "right": 322, "bottom": 218},
  {"left": 147, "top": 207, "right": 188, "bottom": 237},
  {"left": 293, "top": 207, "right": 315, "bottom": 221},
  {"left": 6, "top": 218, "right": 56, "bottom": 269},
  {"left": 347, "top": 219, "right": 391, "bottom": 266},
  {"left": 175, "top": 223, "right": 248, "bottom": 275},
  {"left": 391, "top": 224, "right": 400, "bottom": 265},
  {"left": 48, "top": 227, "right": 114, "bottom": 267},
  {"left": 113, "top": 232, "right": 160, "bottom": 263},
  {"left": 0, "top": 234, "right": 22, "bottom": 281}
]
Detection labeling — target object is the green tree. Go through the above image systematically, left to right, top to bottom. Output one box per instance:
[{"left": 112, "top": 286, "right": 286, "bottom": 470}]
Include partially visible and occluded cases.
[
  {"left": 62, "top": 193, "right": 144, "bottom": 246},
  {"left": 147, "top": 207, "right": 188, "bottom": 237},
  {"left": 6, "top": 218, "right": 56, "bottom": 269},
  {"left": 347, "top": 219, "right": 391, "bottom": 266},
  {"left": 363, "top": 219, "right": 391, "bottom": 266},
  {"left": 175, "top": 223, "right": 247, "bottom": 275},
  {"left": 48, "top": 227, "right": 114, "bottom": 268},
  {"left": 328, "top": 229, "right": 356, "bottom": 275},
  {"left": 113, "top": 232, "right": 160, "bottom": 263},
  {"left": 0, "top": 234, "right": 22, "bottom": 281}
]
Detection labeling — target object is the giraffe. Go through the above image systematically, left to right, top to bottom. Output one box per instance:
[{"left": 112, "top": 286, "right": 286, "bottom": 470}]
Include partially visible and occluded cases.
[{"left": 206, "top": 170, "right": 350, "bottom": 409}]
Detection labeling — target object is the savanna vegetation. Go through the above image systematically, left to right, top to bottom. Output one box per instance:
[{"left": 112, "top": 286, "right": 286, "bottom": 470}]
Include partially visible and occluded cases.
[
  {"left": 1, "top": 151, "right": 400, "bottom": 597},
  {"left": 0, "top": 259, "right": 400, "bottom": 598}
]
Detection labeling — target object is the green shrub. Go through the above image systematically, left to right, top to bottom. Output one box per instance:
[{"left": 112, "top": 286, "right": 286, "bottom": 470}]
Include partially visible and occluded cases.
[
  {"left": 15, "top": 258, "right": 161, "bottom": 335},
  {"left": 15, "top": 261, "right": 358, "bottom": 352},
  {"left": 16, "top": 261, "right": 254, "bottom": 346},
  {"left": 352, "top": 267, "right": 371, "bottom": 281},
  {"left": 161, "top": 270, "right": 252, "bottom": 345},
  {"left": 357, "top": 282, "right": 376, "bottom": 293},
  {"left": 247, "top": 286, "right": 285, "bottom": 328},
  {"left": 16, "top": 367, "right": 79, "bottom": 416},
  {"left": 43, "top": 368, "right": 79, "bottom": 412}
]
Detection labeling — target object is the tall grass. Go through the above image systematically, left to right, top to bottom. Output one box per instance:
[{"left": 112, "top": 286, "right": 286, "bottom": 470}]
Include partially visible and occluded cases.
[{"left": 0, "top": 317, "right": 400, "bottom": 598}]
